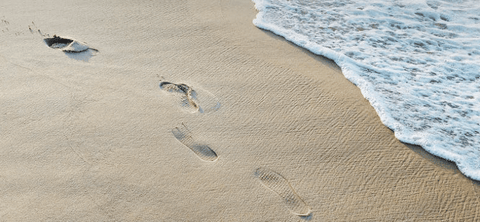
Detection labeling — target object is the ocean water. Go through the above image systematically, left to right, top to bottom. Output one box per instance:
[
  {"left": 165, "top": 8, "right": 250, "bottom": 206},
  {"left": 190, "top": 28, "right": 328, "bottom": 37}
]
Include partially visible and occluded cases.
[{"left": 252, "top": 0, "right": 480, "bottom": 180}]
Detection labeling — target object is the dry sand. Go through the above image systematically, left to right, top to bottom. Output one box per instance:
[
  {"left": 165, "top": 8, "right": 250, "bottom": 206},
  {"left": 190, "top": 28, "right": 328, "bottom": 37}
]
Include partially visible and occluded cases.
[{"left": 1, "top": 0, "right": 479, "bottom": 221}]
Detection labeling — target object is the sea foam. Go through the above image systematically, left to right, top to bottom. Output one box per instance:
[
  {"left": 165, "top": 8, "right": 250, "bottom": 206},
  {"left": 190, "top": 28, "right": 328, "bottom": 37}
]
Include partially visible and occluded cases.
[{"left": 252, "top": 0, "right": 480, "bottom": 180}]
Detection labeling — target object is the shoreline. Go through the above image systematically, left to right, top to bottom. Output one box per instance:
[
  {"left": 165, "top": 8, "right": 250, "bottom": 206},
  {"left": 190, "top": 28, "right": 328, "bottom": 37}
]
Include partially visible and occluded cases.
[
  {"left": 1, "top": 0, "right": 479, "bottom": 220},
  {"left": 261, "top": 25, "right": 473, "bottom": 180}
]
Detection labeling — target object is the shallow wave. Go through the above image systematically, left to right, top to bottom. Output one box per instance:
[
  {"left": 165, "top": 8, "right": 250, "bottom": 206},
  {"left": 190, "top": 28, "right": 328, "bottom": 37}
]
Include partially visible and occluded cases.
[{"left": 252, "top": 0, "right": 480, "bottom": 180}]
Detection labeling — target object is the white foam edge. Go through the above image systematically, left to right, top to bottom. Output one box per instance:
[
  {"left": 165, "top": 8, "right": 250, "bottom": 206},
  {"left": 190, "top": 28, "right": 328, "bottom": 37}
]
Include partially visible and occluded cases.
[{"left": 251, "top": 1, "right": 480, "bottom": 180}]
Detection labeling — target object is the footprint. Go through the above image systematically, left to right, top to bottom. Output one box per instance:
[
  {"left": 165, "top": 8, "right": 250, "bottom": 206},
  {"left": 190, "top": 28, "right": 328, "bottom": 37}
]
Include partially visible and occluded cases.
[
  {"left": 44, "top": 35, "right": 98, "bottom": 53},
  {"left": 159, "top": 81, "right": 220, "bottom": 113},
  {"left": 160, "top": 81, "right": 199, "bottom": 113},
  {"left": 171, "top": 124, "right": 218, "bottom": 162},
  {"left": 255, "top": 167, "right": 311, "bottom": 216}
]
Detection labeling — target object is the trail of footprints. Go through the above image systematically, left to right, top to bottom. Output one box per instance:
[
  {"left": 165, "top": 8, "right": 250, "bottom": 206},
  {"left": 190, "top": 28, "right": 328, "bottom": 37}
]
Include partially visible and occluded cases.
[
  {"left": 2, "top": 17, "right": 310, "bottom": 217},
  {"left": 161, "top": 81, "right": 311, "bottom": 217}
]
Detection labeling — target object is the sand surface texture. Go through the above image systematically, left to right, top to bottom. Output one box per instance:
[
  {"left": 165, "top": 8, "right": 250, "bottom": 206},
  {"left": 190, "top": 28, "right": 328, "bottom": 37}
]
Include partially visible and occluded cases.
[{"left": 1, "top": 0, "right": 479, "bottom": 221}]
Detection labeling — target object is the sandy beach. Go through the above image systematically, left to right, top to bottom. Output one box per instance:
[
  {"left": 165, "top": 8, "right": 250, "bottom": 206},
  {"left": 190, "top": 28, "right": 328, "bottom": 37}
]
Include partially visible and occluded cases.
[{"left": 1, "top": 0, "right": 479, "bottom": 221}]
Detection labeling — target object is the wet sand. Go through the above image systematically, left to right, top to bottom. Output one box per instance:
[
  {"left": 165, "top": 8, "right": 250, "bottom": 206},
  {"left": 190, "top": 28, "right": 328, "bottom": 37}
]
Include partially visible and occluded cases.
[{"left": 0, "top": 0, "right": 479, "bottom": 221}]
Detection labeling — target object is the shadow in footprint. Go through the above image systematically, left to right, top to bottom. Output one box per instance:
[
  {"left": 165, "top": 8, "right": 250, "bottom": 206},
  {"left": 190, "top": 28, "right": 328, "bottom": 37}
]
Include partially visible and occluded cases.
[
  {"left": 44, "top": 35, "right": 98, "bottom": 61},
  {"left": 65, "top": 48, "right": 99, "bottom": 62},
  {"left": 160, "top": 81, "right": 220, "bottom": 113},
  {"left": 172, "top": 124, "right": 218, "bottom": 162},
  {"left": 255, "top": 167, "right": 311, "bottom": 217}
]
